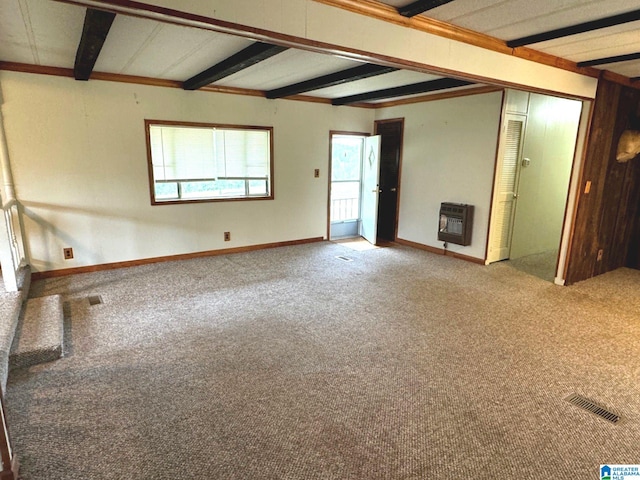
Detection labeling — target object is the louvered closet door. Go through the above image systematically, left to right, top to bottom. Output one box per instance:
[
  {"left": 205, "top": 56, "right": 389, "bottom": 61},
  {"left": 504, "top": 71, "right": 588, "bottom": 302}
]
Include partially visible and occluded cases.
[{"left": 487, "top": 114, "right": 526, "bottom": 263}]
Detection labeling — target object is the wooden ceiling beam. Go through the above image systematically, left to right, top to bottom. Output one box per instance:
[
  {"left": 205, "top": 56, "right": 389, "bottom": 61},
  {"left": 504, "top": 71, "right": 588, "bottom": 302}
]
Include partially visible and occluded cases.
[
  {"left": 398, "top": 0, "right": 455, "bottom": 18},
  {"left": 74, "top": 8, "right": 116, "bottom": 81},
  {"left": 507, "top": 9, "right": 640, "bottom": 48},
  {"left": 183, "top": 42, "right": 287, "bottom": 90},
  {"left": 578, "top": 52, "right": 640, "bottom": 68},
  {"left": 265, "top": 64, "right": 398, "bottom": 99},
  {"left": 332, "top": 77, "right": 473, "bottom": 105}
]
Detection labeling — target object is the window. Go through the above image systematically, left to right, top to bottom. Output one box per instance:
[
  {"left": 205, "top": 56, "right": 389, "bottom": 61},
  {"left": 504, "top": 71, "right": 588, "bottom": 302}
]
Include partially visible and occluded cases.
[{"left": 145, "top": 120, "right": 274, "bottom": 204}]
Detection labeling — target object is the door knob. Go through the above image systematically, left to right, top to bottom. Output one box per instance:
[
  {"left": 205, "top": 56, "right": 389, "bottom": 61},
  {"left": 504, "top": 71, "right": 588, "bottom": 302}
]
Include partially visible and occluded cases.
[
  {"left": 390, "top": 188, "right": 397, "bottom": 192},
  {"left": 372, "top": 189, "right": 382, "bottom": 193}
]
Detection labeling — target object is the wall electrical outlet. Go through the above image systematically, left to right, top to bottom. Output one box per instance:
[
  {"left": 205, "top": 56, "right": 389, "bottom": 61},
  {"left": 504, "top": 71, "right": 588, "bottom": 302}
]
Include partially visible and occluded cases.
[
  {"left": 314, "top": 168, "right": 320, "bottom": 178},
  {"left": 224, "top": 232, "right": 231, "bottom": 242},
  {"left": 63, "top": 247, "right": 74, "bottom": 260}
]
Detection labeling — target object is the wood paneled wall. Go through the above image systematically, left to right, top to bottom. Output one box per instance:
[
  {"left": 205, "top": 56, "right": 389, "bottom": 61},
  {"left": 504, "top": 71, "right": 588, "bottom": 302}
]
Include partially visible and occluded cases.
[{"left": 566, "top": 79, "right": 640, "bottom": 284}]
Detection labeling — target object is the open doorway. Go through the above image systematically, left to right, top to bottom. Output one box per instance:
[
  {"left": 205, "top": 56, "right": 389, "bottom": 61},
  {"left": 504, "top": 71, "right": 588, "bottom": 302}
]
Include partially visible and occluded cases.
[
  {"left": 487, "top": 90, "right": 583, "bottom": 282},
  {"left": 328, "top": 132, "right": 381, "bottom": 244},
  {"left": 329, "top": 133, "right": 365, "bottom": 240}
]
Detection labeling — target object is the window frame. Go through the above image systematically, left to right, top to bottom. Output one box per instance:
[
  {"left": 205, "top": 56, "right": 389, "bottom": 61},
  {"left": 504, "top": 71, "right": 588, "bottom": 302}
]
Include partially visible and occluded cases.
[{"left": 145, "top": 119, "right": 275, "bottom": 205}]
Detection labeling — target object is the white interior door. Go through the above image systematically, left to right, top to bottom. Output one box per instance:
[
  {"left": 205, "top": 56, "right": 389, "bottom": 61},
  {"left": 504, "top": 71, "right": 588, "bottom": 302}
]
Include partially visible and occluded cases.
[
  {"left": 487, "top": 114, "right": 526, "bottom": 263},
  {"left": 360, "top": 135, "right": 381, "bottom": 245}
]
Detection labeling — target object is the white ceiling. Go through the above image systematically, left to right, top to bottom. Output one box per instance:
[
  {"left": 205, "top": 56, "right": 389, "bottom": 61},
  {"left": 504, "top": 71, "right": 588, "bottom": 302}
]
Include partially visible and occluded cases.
[
  {"left": 0, "top": 0, "right": 83, "bottom": 67},
  {"left": 2, "top": 0, "right": 640, "bottom": 105},
  {"left": 381, "top": 0, "right": 640, "bottom": 78},
  {"left": 382, "top": 0, "right": 640, "bottom": 39},
  {"left": 95, "top": 17, "right": 259, "bottom": 80},
  {"left": 533, "top": 20, "right": 640, "bottom": 63},
  {"left": 213, "top": 50, "right": 360, "bottom": 91},
  {"left": 308, "top": 70, "right": 443, "bottom": 99}
]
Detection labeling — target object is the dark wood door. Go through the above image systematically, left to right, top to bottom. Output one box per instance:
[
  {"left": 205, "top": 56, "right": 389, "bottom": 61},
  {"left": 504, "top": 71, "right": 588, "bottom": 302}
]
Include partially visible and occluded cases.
[{"left": 375, "top": 119, "right": 404, "bottom": 241}]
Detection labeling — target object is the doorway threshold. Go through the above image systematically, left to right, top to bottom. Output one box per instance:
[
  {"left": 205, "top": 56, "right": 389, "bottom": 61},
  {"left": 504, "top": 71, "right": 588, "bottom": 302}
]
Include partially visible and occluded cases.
[
  {"left": 332, "top": 237, "right": 383, "bottom": 252},
  {"left": 506, "top": 250, "right": 557, "bottom": 283}
]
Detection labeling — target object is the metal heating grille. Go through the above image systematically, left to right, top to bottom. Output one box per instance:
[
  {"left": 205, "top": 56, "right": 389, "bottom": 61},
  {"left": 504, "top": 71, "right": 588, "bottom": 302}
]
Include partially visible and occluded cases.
[
  {"left": 88, "top": 295, "right": 103, "bottom": 306},
  {"left": 565, "top": 393, "right": 620, "bottom": 424}
]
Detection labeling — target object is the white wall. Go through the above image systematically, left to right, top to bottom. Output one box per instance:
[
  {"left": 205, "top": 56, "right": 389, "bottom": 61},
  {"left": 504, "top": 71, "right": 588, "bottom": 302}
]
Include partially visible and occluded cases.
[
  {"left": 0, "top": 71, "right": 374, "bottom": 272},
  {"left": 375, "top": 92, "right": 504, "bottom": 260},
  {"left": 510, "top": 93, "right": 582, "bottom": 259}
]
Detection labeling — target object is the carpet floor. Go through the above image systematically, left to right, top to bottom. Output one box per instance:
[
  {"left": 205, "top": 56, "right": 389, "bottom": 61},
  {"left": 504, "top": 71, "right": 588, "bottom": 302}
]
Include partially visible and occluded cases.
[
  {"left": 6, "top": 242, "right": 640, "bottom": 479},
  {"left": 507, "top": 250, "right": 559, "bottom": 283}
]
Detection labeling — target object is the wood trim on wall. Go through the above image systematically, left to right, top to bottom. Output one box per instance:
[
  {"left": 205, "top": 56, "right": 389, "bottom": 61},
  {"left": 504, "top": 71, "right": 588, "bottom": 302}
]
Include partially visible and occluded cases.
[
  {"left": 0, "top": 61, "right": 254, "bottom": 93},
  {"left": 5, "top": 61, "right": 342, "bottom": 106},
  {"left": 0, "top": 62, "right": 501, "bottom": 110},
  {"left": 0, "top": 62, "right": 372, "bottom": 109},
  {"left": 0, "top": 63, "right": 78, "bottom": 80},
  {"left": 372, "top": 85, "right": 504, "bottom": 108},
  {"left": 31, "top": 237, "right": 324, "bottom": 280},
  {"left": 395, "top": 237, "right": 485, "bottom": 264}
]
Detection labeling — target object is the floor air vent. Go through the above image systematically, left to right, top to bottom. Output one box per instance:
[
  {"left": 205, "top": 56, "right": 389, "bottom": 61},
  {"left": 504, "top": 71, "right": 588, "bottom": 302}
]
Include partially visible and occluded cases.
[
  {"left": 336, "top": 255, "right": 354, "bottom": 262},
  {"left": 88, "top": 295, "right": 103, "bottom": 306},
  {"left": 565, "top": 393, "right": 620, "bottom": 424}
]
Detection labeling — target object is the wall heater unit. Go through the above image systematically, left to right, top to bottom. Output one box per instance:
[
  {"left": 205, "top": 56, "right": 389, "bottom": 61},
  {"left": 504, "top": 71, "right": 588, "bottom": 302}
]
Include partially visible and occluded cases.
[{"left": 438, "top": 203, "right": 474, "bottom": 246}]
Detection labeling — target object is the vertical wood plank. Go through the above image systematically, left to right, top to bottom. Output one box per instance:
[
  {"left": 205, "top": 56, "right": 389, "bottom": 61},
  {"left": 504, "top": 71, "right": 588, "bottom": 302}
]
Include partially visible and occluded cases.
[
  {"left": 566, "top": 79, "right": 640, "bottom": 283},
  {"left": 566, "top": 80, "right": 620, "bottom": 284},
  {"left": 595, "top": 86, "right": 635, "bottom": 275},
  {"left": 622, "top": 159, "right": 640, "bottom": 269}
]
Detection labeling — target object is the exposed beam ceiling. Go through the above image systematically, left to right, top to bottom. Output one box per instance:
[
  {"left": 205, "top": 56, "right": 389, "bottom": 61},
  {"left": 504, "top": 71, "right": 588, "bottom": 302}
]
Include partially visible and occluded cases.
[
  {"left": 8, "top": 0, "right": 640, "bottom": 100},
  {"left": 398, "top": 0, "right": 455, "bottom": 18},
  {"left": 74, "top": 8, "right": 116, "bottom": 81},
  {"left": 507, "top": 9, "right": 640, "bottom": 48},
  {"left": 183, "top": 42, "right": 288, "bottom": 91},
  {"left": 578, "top": 52, "right": 640, "bottom": 68},
  {"left": 265, "top": 64, "right": 399, "bottom": 99},
  {"left": 332, "top": 78, "right": 473, "bottom": 106}
]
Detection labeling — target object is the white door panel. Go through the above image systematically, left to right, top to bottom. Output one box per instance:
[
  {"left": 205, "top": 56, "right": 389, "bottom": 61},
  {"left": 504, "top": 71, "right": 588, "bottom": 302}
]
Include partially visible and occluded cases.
[
  {"left": 487, "top": 114, "right": 526, "bottom": 263},
  {"left": 360, "top": 135, "right": 381, "bottom": 245}
]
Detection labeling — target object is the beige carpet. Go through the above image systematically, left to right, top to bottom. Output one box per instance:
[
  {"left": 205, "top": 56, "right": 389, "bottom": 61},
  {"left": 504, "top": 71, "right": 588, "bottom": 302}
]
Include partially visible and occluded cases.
[
  {"left": 332, "top": 237, "right": 381, "bottom": 251},
  {"left": 6, "top": 242, "right": 640, "bottom": 479},
  {"left": 507, "top": 250, "right": 559, "bottom": 282}
]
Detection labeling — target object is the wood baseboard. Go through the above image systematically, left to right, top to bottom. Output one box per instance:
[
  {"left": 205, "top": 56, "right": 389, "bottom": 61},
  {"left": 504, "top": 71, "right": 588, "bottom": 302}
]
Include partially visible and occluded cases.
[
  {"left": 31, "top": 237, "right": 324, "bottom": 280},
  {"left": 395, "top": 238, "right": 485, "bottom": 265}
]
